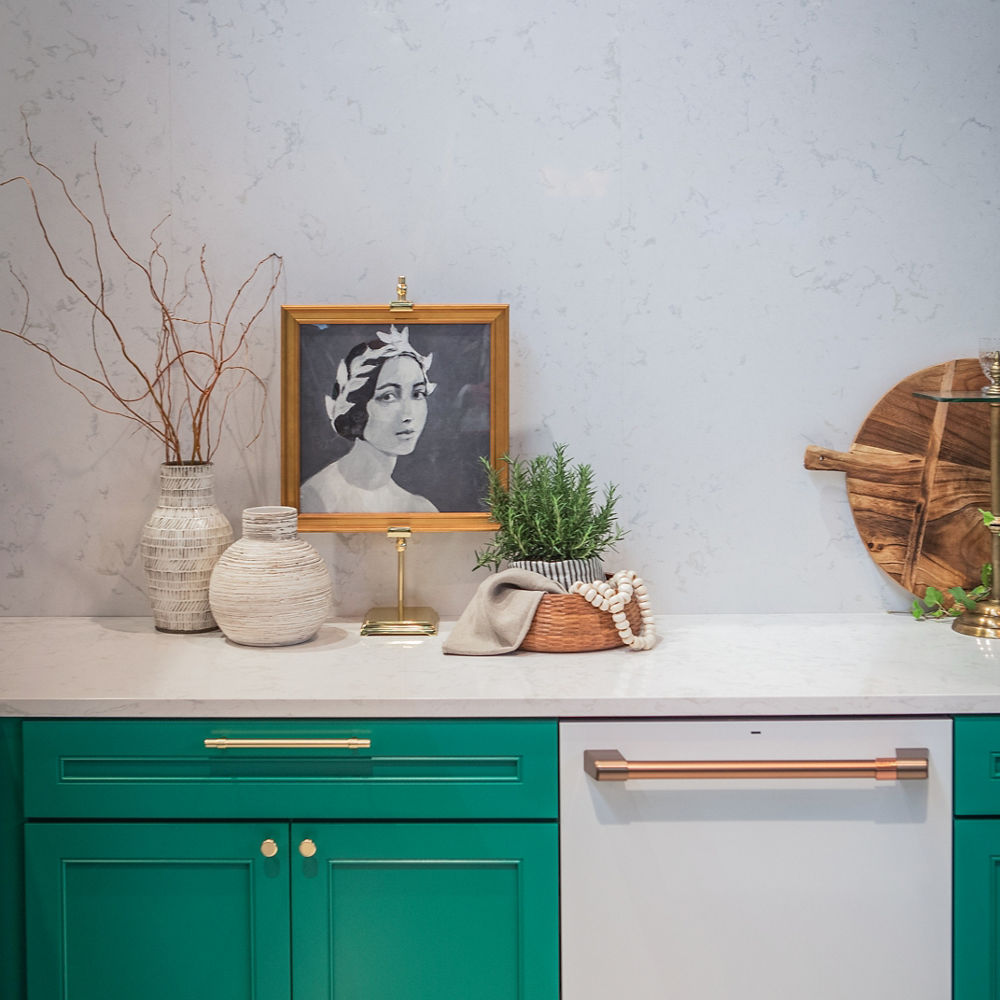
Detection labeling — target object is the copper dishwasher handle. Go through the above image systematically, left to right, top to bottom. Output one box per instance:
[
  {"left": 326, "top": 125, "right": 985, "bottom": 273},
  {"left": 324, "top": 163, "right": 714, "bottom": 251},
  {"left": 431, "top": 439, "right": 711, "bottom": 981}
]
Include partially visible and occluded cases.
[{"left": 583, "top": 748, "right": 928, "bottom": 781}]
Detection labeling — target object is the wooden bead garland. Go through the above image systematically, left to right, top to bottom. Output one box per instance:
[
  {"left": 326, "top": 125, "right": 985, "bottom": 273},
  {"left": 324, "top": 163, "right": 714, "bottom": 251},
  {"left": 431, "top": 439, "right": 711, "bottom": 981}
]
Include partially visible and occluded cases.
[{"left": 567, "top": 569, "right": 656, "bottom": 650}]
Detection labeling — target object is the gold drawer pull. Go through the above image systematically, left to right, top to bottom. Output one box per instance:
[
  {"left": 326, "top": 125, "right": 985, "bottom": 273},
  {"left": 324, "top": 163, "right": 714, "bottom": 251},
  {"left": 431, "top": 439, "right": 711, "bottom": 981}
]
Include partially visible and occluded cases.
[
  {"left": 204, "top": 738, "right": 371, "bottom": 750},
  {"left": 583, "top": 748, "right": 929, "bottom": 781},
  {"left": 260, "top": 838, "right": 279, "bottom": 858},
  {"left": 299, "top": 839, "right": 317, "bottom": 858}
]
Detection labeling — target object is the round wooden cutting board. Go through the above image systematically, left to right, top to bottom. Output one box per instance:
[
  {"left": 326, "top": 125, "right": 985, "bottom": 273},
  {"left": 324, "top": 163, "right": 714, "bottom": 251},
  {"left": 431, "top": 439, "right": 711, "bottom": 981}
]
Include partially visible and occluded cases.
[{"left": 804, "top": 358, "right": 991, "bottom": 599}]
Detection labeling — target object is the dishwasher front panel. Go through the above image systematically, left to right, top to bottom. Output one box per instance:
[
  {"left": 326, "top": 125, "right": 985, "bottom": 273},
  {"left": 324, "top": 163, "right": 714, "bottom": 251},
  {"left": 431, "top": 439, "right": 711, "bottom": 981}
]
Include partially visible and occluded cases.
[{"left": 559, "top": 718, "right": 952, "bottom": 1000}]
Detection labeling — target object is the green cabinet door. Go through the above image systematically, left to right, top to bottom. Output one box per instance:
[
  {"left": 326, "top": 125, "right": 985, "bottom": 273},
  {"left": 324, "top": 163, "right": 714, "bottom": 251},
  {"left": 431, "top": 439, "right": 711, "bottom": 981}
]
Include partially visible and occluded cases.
[
  {"left": 0, "top": 719, "right": 24, "bottom": 1000},
  {"left": 955, "top": 817, "right": 1000, "bottom": 1000},
  {"left": 955, "top": 818, "right": 1000, "bottom": 1000},
  {"left": 25, "top": 822, "right": 292, "bottom": 1000},
  {"left": 292, "top": 822, "right": 559, "bottom": 1000}
]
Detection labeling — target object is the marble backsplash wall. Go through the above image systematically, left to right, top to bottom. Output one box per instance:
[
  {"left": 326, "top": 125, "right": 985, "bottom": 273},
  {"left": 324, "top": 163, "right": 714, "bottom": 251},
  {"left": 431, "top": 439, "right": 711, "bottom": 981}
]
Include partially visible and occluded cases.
[{"left": 0, "top": 0, "right": 997, "bottom": 618}]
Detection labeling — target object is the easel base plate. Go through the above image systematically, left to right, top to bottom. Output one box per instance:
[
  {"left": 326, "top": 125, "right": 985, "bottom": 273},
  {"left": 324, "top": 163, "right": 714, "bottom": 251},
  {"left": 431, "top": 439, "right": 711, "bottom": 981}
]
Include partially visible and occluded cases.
[
  {"left": 952, "top": 600, "right": 1000, "bottom": 639},
  {"left": 361, "top": 606, "right": 439, "bottom": 636}
]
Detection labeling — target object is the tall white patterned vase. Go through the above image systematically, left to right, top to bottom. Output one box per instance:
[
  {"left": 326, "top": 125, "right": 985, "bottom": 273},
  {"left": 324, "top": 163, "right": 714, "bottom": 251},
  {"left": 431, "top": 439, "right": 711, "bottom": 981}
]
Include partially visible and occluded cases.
[
  {"left": 140, "top": 463, "right": 234, "bottom": 633},
  {"left": 209, "top": 506, "right": 333, "bottom": 646}
]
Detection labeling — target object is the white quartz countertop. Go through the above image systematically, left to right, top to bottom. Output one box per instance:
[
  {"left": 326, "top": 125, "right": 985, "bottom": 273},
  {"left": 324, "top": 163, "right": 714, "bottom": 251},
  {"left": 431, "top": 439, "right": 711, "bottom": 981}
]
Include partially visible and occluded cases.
[{"left": 4, "top": 613, "right": 1000, "bottom": 718}]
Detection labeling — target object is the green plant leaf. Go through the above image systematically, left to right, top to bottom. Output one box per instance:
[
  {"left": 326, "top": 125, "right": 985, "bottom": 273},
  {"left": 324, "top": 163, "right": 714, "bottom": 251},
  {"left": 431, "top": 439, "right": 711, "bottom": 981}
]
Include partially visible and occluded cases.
[
  {"left": 913, "top": 562, "right": 992, "bottom": 622},
  {"left": 924, "top": 586, "right": 944, "bottom": 607},
  {"left": 948, "top": 587, "right": 978, "bottom": 612}
]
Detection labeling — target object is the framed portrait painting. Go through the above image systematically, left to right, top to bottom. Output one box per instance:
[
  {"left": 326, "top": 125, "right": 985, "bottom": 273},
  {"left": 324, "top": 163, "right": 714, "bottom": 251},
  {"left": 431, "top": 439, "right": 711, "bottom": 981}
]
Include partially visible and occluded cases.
[{"left": 281, "top": 303, "right": 509, "bottom": 532}]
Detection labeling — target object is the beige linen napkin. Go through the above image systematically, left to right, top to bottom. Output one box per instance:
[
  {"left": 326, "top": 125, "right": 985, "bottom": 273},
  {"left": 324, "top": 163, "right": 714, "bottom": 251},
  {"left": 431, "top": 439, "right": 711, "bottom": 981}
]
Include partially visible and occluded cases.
[{"left": 442, "top": 568, "right": 566, "bottom": 655}]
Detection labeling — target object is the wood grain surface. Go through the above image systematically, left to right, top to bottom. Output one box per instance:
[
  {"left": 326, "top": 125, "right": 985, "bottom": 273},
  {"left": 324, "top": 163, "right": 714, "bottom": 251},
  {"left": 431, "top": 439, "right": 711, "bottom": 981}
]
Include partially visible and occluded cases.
[{"left": 804, "top": 358, "right": 991, "bottom": 599}]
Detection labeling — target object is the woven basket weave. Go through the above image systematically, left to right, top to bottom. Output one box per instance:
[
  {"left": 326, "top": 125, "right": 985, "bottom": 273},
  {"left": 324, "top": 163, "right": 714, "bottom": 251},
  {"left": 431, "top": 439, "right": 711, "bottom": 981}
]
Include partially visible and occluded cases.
[{"left": 520, "top": 592, "right": 642, "bottom": 653}]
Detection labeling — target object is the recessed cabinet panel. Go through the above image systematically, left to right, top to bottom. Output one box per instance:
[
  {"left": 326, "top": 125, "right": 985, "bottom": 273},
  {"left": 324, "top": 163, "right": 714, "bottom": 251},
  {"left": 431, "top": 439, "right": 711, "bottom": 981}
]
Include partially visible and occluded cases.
[
  {"left": 22, "top": 719, "right": 557, "bottom": 820},
  {"left": 25, "top": 822, "right": 291, "bottom": 1000},
  {"left": 292, "top": 822, "right": 559, "bottom": 1000}
]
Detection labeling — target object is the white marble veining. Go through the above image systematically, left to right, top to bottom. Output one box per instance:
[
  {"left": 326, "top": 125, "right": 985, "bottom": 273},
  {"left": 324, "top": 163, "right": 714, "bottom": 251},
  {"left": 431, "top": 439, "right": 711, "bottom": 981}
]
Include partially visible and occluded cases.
[
  {"left": 1, "top": 1, "right": 998, "bottom": 621},
  {"left": 4, "top": 614, "right": 1000, "bottom": 718}
]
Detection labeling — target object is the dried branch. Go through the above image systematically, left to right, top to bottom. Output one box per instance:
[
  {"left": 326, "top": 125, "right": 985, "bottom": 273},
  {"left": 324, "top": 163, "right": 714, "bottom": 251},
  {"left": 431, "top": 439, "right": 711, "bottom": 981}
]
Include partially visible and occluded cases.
[{"left": 0, "top": 113, "right": 283, "bottom": 463}]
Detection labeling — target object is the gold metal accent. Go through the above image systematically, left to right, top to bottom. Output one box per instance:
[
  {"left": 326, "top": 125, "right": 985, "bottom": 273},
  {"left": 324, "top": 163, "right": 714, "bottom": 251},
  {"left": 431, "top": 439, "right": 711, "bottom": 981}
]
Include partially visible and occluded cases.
[
  {"left": 390, "top": 275, "right": 414, "bottom": 311},
  {"left": 985, "top": 351, "right": 1000, "bottom": 396},
  {"left": 953, "top": 398, "right": 1000, "bottom": 637},
  {"left": 361, "top": 527, "right": 439, "bottom": 635},
  {"left": 204, "top": 738, "right": 371, "bottom": 750},
  {"left": 583, "top": 748, "right": 929, "bottom": 781},
  {"left": 260, "top": 838, "right": 279, "bottom": 858},
  {"left": 299, "top": 839, "right": 317, "bottom": 858}
]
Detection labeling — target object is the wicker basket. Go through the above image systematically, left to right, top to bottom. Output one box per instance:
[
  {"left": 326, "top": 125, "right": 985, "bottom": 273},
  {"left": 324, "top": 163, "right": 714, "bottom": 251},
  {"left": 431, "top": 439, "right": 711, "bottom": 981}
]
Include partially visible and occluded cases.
[{"left": 520, "top": 592, "right": 642, "bottom": 653}]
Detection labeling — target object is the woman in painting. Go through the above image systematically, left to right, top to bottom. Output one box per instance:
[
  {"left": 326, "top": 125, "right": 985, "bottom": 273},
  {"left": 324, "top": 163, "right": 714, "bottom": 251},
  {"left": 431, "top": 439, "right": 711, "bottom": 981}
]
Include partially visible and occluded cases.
[{"left": 299, "top": 325, "right": 439, "bottom": 513}]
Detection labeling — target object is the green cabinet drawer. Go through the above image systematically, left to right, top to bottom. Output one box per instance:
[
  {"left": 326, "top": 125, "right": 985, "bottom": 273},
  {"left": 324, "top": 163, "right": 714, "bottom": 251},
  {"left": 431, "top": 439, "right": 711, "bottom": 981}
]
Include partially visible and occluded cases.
[
  {"left": 955, "top": 716, "right": 1000, "bottom": 816},
  {"left": 22, "top": 719, "right": 557, "bottom": 820}
]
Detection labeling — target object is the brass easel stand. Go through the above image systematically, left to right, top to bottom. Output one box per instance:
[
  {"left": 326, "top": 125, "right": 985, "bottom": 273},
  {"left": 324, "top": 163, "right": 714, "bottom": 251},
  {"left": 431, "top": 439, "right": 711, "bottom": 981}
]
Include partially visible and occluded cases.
[{"left": 361, "top": 528, "right": 439, "bottom": 636}]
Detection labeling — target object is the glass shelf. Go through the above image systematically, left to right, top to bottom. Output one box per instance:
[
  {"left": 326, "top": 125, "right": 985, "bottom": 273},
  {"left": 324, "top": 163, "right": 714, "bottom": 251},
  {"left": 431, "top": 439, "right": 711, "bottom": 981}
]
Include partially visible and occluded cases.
[{"left": 913, "top": 389, "right": 1000, "bottom": 403}]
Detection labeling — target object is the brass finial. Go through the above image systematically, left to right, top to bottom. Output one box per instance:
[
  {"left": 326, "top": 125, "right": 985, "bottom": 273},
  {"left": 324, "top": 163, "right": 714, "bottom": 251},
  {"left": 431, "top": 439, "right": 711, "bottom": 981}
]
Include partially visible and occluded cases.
[{"left": 390, "top": 275, "right": 413, "bottom": 311}]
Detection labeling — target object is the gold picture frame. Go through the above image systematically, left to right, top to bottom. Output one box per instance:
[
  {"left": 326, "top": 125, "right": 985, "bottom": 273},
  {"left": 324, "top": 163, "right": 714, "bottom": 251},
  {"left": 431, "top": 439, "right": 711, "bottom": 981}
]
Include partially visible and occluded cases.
[{"left": 281, "top": 303, "right": 509, "bottom": 532}]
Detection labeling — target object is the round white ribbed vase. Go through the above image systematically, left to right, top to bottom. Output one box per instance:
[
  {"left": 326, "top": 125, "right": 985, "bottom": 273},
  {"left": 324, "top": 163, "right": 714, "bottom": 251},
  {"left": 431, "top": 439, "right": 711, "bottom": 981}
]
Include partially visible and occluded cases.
[
  {"left": 140, "top": 463, "right": 234, "bottom": 633},
  {"left": 209, "top": 506, "right": 332, "bottom": 646}
]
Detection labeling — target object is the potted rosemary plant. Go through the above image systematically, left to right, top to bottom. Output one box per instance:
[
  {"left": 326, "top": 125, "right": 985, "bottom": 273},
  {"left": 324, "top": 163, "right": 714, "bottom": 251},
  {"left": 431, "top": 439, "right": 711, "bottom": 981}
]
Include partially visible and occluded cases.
[{"left": 474, "top": 443, "right": 627, "bottom": 589}]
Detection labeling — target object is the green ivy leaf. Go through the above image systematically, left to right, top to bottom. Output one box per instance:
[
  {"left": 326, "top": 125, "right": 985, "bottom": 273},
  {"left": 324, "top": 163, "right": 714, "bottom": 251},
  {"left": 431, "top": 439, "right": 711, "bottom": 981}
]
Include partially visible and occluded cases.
[{"left": 914, "top": 562, "right": 992, "bottom": 621}]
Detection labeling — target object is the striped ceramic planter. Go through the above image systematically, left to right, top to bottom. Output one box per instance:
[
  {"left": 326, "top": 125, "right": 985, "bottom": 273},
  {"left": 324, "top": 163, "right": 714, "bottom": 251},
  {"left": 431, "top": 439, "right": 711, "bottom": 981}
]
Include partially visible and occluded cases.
[
  {"left": 140, "top": 463, "right": 233, "bottom": 633},
  {"left": 209, "top": 506, "right": 332, "bottom": 647},
  {"left": 508, "top": 557, "right": 606, "bottom": 591}
]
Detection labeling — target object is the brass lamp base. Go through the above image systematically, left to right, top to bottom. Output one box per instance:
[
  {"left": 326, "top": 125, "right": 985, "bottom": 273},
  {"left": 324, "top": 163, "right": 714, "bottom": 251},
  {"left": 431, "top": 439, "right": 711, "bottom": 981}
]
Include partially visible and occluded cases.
[
  {"left": 952, "top": 600, "right": 1000, "bottom": 639},
  {"left": 361, "top": 606, "right": 439, "bottom": 636}
]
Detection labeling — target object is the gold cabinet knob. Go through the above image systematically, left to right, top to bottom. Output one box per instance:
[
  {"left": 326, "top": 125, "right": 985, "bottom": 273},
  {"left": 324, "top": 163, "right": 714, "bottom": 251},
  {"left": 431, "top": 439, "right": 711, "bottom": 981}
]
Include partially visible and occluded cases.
[
  {"left": 260, "top": 838, "right": 279, "bottom": 858},
  {"left": 299, "top": 838, "right": 317, "bottom": 858}
]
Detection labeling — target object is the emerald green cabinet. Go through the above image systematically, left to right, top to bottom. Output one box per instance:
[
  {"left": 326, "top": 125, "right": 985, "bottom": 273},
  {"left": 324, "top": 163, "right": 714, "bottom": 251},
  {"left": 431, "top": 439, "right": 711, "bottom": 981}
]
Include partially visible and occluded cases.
[
  {"left": 954, "top": 717, "right": 1000, "bottom": 1000},
  {"left": 0, "top": 719, "right": 25, "bottom": 1000},
  {"left": 18, "top": 719, "right": 559, "bottom": 1000},
  {"left": 954, "top": 819, "right": 1000, "bottom": 1000},
  {"left": 26, "top": 822, "right": 292, "bottom": 1000},
  {"left": 295, "top": 822, "right": 557, "bottom": 1000}
]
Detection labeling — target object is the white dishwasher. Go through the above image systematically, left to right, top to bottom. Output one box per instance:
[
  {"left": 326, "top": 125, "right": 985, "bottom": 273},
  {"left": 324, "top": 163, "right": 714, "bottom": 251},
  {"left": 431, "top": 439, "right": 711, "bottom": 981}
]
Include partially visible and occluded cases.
[{"left": 559, "top": 718, "right": 952, "bottom": 1000}]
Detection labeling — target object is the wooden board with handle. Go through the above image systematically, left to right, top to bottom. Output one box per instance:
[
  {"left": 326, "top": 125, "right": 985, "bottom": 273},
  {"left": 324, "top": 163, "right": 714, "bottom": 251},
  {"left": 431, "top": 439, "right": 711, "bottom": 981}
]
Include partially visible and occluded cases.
[{"left": 804, "top": 358, "right": 990, "bottom": 599}]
